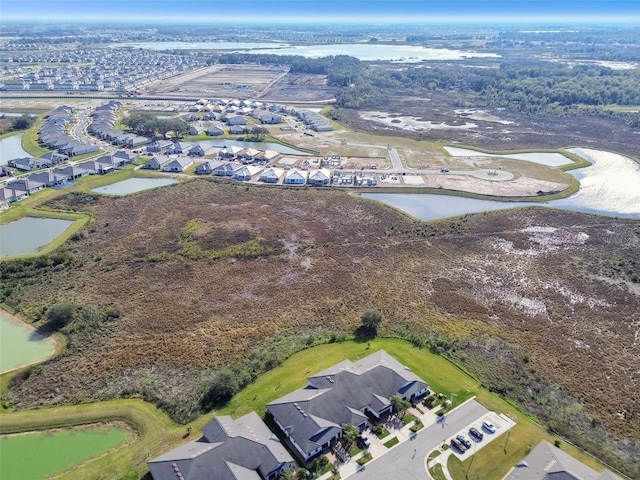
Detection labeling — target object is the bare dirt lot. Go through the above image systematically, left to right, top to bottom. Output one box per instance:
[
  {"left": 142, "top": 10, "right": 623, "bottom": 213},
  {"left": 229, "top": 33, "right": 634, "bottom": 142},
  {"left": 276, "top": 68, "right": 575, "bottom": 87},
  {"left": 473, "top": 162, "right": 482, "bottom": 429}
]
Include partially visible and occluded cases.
[
  {"left": 144, "top": 64, "right": 289, "bottom": 99},
  {"left": 258, "top": 73, "right": 341, "bottom": 103}
]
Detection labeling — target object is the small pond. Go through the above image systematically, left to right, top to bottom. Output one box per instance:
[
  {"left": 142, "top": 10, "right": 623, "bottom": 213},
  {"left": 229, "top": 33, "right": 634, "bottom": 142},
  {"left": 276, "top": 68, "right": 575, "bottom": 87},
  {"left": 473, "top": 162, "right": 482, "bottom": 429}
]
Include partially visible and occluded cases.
[
  {"left": 0, "top": 133, "right": 30, "bottom": 165},
  {"left": 198, "top": 139, "right": 313, "bottom": 156},
  {"left": 444, "top": 146, "right": 573, "bottom": 167},
  {"left": 361, "top": 148, "right": 640, "bottom": 220},
  {"left": 91, "top": 177, "right": 178, "bottom": 196},
  {"left": 0, "top": 217, "right": 76, "bottom": 258},
  {"left": 0, "top": 310, "right": 56, "bottom": 374},
  {"left": 0, "top": 425, "right": 132, "bottom": 479}
]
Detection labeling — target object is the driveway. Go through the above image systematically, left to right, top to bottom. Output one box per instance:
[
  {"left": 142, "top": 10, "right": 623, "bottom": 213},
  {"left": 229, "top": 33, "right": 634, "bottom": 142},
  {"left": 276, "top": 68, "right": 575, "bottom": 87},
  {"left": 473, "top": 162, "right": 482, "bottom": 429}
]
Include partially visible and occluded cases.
[{"left": 347, "top": 400, "right": 489, "bottom": 480}]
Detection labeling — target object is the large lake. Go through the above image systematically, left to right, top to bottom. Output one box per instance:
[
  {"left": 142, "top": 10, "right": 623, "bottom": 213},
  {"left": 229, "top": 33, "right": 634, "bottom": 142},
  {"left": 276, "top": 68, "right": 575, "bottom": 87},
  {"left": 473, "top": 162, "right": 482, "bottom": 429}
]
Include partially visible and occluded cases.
[
  {"left": 113, "top": 42, "right": 500, "bottom": 62},
  {"left": 0, "top": 133, "right": 30, "bottom": 165},
  {"left": 361, "top": 148, "right": 640, "bottom": 220},
  {"left": 91, "top": 177, "right": 178, "bottom": 196},
  {"left": 0, "top": 217, "right": 76, "bottom": 257},
  {"left": 0, "top": 310, "right": 56, "bottom": 374}
]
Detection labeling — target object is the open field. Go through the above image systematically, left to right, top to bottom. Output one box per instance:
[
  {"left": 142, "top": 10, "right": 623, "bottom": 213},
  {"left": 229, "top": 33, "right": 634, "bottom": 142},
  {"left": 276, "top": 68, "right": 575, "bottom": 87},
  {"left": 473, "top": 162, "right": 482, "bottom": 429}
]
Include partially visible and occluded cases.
[
  {"left": 143, "top": 64, "right": 289, "bottom": 98},
  {"left": 0, "top": 177, "right": 638, "bottom": 476}
]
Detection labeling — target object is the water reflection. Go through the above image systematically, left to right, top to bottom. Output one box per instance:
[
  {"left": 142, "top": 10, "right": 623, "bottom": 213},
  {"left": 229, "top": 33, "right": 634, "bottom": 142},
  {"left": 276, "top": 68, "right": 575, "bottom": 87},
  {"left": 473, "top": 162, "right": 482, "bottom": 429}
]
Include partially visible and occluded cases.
[{"left": 361, "top": 148, "right": 640, "bottom": 220}]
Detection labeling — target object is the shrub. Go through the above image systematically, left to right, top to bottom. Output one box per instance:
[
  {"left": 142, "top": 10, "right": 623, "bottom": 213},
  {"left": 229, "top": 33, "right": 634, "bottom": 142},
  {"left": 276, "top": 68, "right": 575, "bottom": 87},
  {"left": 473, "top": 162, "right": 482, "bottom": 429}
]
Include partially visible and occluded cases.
[{"left": 45, "top": 303, "right": 76, "bottom": 330}]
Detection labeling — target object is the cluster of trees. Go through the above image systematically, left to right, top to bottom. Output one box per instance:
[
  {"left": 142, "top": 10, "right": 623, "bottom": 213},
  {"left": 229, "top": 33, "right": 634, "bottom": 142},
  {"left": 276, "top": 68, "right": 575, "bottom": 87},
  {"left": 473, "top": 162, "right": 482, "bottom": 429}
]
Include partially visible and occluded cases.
[
  {"left": 213, "top": 53, "right": 364, "bottom": 86},
  {"left": 335, "top": 60, "right": 640, "bottom": 119},
  {"left": 0, "top": 113, "right": 36, "bottom": 134},
  {"left": 122, "top": 113, "right": 189, "bottom": 139}
]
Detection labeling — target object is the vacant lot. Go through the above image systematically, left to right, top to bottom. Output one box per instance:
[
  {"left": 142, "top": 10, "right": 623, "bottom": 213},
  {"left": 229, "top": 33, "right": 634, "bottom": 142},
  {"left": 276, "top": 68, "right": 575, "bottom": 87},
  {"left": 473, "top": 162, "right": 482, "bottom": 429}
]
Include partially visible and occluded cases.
[{"left": 144, "top": 64, "right": 288, "bottom": 98}]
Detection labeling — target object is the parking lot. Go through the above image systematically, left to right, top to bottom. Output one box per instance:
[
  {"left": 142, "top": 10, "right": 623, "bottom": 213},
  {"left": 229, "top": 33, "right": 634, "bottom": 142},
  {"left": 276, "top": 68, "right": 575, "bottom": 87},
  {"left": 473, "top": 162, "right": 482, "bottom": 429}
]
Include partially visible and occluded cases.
[{"left": 321, "top": 398, "right": 516, "bottom": 480}]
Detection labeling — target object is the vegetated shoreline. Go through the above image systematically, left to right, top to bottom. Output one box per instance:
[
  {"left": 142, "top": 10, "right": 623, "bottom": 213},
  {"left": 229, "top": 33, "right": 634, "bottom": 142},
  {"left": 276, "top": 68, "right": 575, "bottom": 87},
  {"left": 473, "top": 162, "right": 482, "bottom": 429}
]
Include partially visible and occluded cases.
[{"left": 0, "top": 307, "right": 63, "bottom": 375}]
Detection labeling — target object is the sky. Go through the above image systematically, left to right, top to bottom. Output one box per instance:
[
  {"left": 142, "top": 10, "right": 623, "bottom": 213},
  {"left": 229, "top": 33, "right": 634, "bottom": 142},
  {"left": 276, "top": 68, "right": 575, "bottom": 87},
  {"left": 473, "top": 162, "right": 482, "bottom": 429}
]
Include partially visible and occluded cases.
[{"left": 1, "top": 0, "right": 640, "bottom": 23}]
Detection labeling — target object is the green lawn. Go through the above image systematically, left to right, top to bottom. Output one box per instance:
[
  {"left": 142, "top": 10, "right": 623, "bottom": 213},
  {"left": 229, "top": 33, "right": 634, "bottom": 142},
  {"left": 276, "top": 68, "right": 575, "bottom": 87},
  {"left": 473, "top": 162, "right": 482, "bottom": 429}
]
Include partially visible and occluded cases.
[
  {"left": 218, "top": 338, "right": 480, "bottom": 418},
  {"left": 446, "top": 389, "right": 610, "bottom": 480},
  {"left": 383, "top": 437, "right": 400, "bottom": 448}
]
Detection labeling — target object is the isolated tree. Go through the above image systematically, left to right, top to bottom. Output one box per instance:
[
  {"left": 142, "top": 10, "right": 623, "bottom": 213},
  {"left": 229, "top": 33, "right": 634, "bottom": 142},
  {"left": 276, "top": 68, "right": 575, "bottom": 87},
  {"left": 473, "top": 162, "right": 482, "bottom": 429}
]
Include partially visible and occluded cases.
[
  {"left": 11, "top": 114, "right": 34, "bottom": 131},
  {"left": 45, "top": 303, "right": 75, "bottom": 330},
  {"left": 361, "top": 309, "right": 383, "bottom": 332},
  {"left": 200, "top": 369, "right": 239, "bottom": 409},
  {"left": 391, "top": 394, "right": 411, "bottom": 419},
  {"left": 342, "top": 423, "right": 359, "bottom": 448}
]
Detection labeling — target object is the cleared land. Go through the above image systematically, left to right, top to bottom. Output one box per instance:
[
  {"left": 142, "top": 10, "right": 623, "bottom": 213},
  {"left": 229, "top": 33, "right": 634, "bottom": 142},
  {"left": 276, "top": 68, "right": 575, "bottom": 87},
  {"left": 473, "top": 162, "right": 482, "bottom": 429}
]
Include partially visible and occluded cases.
[
  {"left": 143, "top": 64, "right": 289, "bottom": 99},
  {"left": 1, "top": 178, "right": 638, "bottom": 476}
]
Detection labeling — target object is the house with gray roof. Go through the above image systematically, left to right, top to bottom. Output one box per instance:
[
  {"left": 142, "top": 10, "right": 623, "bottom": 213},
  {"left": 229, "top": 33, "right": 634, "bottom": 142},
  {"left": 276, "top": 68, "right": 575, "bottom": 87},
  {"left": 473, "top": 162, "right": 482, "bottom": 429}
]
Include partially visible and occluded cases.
[
  {"left": 207, "top": 125, "right": 224, "bottom": 136},
  {"left": 40, "top": 152, "right": 69, "bottom": 164},
  {"left": 143, "top": 155, "right": 172, "bottom": 170},
  {"left": 8, "top": 157, "right": 50, "bottom": 171},
  {"left": 163, "top": 157, "right": 194, "bottom": 173},
  {"left": 195, "top": 160, "right": 225, "bottom": 175},
  {"left": 213, "top": 162, "right": 237, "bottom": 177},
  {"left": 53, "top": 165, "right": 89, "bottom": 179},
  {"left": 259, "top": 167, "right": 284, "bottom": 184},
  {"left": 307, "top": 169, "right": 331, "bottom": 187},
  {"left": 28, "top": 170, "right": 69, "bottom": 187},
  {"left": 283, "top": 170, "right": 307, "bottom": 185},
  {"left": 267, "top": 350, "right": 429, "bottom": 462},
  {"left": 148, "top": 411, "right": 294, "bottom": 480},
  {"left": 504, "top": 440, "right": 624, "bottom": 480}
]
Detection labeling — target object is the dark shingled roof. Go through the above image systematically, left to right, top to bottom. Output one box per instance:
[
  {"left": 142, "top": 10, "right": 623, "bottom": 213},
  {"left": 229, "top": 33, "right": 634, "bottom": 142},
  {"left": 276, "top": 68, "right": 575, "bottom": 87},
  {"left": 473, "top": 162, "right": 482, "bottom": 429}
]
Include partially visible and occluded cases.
[
  {"left": 267, "top": 350, "right": 429, "bottom": 458},
  {"left": 148, "top": 412, "right": 293, "bottom": 480}
]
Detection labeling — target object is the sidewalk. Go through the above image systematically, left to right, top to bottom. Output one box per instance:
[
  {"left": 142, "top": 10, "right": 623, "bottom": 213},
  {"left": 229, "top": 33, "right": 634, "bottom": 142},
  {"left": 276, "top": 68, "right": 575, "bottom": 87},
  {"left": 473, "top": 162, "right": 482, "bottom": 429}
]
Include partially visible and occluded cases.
[{"left": 319, "top": 401, "right": 453, "bottom": 480}]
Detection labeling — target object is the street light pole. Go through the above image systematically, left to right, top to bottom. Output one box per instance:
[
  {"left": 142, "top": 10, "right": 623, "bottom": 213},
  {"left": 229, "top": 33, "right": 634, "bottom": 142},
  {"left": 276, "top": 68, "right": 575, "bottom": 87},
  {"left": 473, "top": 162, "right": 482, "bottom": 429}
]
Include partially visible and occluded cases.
[{"left": 466, "top": 441, "right": 476, "bottom": 479}]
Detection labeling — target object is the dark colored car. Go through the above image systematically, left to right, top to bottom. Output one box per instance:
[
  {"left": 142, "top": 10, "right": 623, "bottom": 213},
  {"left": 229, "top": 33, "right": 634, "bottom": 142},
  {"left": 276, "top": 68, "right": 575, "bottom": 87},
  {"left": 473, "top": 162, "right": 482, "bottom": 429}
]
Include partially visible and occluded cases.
[
  {"left": 469, "top": 427, "right": 484, "bottom": 440},
  {"left": 456, "top": 434, "right": 472, "bottom": 449},
  {"left": 357, "top": 435, "right": 370, "bottom": 449},
  {"left": 451, "top": 437, "right": 467, "bottom": 453}
]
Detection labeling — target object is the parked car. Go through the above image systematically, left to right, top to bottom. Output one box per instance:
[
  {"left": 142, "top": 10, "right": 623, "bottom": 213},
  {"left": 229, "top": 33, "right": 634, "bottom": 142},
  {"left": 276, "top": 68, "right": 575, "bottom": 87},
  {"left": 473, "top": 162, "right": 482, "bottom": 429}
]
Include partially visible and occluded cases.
[
  {"left": 482, "top": 420, "right": 496, "bottom": 434},
  {"left": 469, "top": 426, "right": 484, "bottom": 440},
  {"left": 456, "top": 434, "right": 472, "bottom": 449},
  {"left": 357, "top": 435, "right": 370, "bottom": 449},
  {"left": 451, "top": 437, "right": 467, "bottom": 453}
]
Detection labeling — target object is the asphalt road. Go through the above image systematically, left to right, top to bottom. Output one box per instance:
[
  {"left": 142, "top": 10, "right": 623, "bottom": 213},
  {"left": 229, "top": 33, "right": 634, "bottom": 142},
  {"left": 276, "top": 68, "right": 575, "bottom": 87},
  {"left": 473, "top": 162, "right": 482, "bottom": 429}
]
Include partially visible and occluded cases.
[{"left": 355, "top": 400, "right": 488, "bottom": 480}]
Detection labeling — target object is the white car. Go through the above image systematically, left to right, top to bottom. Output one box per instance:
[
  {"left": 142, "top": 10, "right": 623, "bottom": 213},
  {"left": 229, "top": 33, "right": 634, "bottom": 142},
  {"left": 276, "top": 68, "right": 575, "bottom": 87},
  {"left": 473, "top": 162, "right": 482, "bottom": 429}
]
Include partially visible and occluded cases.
[{"left": 482, "top": 420, "right": 496, "bottom": 433}]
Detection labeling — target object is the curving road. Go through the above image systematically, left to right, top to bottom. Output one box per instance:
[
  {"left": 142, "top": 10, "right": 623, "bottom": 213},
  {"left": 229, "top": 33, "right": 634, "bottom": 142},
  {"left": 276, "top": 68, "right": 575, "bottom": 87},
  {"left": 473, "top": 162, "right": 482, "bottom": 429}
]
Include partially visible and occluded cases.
[{"left": 353, "top": 400, "right": 488, "bottom": 480}]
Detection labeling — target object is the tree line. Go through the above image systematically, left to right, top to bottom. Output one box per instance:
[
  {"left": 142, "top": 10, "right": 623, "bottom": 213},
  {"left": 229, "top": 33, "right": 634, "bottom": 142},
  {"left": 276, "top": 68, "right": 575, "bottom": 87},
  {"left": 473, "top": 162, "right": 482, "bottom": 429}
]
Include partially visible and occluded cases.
[
  {"left": 211, "top": 53, "right": 364, "bottom": 86},
  {"left": 335, "top": 60, "right": 640, "bottom": 123}
]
